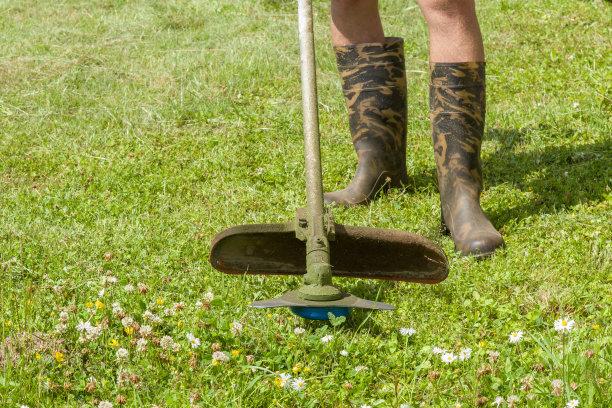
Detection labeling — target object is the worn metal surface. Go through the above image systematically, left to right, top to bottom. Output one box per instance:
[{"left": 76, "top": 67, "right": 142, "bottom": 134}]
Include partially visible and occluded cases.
[
  {"left": 296, "top": 0, "right": 341, "bottom": 301},
  {"left": 209, "top": 220, "right": 449, "bottom": 284},
  {"left": 250, "top": 290, "right": 394, "bottom": 310}
]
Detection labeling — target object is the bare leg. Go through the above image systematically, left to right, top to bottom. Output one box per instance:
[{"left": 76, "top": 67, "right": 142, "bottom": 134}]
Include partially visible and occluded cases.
[
  {"left": 330, "top": 0, "right": 384, "bottom": 46},
  {"left": 417, "top": 0, "right": 484, "bottom": 62}
]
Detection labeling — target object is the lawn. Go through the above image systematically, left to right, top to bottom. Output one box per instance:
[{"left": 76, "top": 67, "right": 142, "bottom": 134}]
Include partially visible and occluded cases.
[{"left": 0, "top": 0, "right": 610, "bottom": 407}]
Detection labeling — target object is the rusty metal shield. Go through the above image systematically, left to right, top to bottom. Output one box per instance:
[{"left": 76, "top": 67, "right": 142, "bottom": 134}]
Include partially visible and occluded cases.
[{"left": 209, "top": 222, "right": 449, "bottom": 283}]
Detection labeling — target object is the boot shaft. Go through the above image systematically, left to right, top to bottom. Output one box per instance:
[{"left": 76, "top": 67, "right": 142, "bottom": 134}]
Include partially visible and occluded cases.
[
  {"left": 334, "top": 38, "right": 407, "bottom": 160},
  {"left": 429, "top": 62, "right": 486, "bottom": 195}
]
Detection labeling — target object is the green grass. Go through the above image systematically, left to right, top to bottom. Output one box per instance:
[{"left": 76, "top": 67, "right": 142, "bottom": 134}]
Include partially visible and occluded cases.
[{"left": 1, "top": 0, "right": 611, "bottom": 406}]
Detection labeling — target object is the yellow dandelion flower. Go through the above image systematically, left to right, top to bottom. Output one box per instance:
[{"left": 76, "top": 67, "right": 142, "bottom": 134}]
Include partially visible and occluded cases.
[
  {"left": 157, "top": 298, "right": 164, "bottom": 305},
  {"left": 94, "top": 300, "right": 104, "bottom": 309},
  {"left": 85, "top": 302, "right": 93, "bottom": 308},
  {"left": 267, "top": 313, "right": 272, "bottom": 319},
  {"left": 4, "top": 320, "right": 11, "bottom": 327},
  {"left": 177, "top": 320, "right": 182, "bottom": 327},
  {"left": 592, "top": 324, "right": 600, "bottom": 330},
  {"left": 124, "top": 327, "right": 134, "bottom": 335},
  {"left": 109, "top": 339, "right": 118, "bottom": 346},
  {"left": 457, "top": 341, "right": 462, "bottom": 346},
  {"left": 478, "top": 341, "right": 486, "bottom": 347},
  {"left": 232, "top": 350, "right": 240, "bottom": 356},
  {"left": 54, "top": 351, "right": 64, "bottom": 363},
  {"left": 35, "top": 353, "right": 41, "bottom": 360},
  {"left": 213, "top": 360, "right": 219, "bottom": 366},
  {"left": 598, "top": 378, "right": 605, "bottom": 384}
]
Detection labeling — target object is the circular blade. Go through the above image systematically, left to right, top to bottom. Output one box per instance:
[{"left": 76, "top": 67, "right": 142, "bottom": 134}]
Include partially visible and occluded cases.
[{"left": 249, "top": 290, "right": 394, "bottom": 310}]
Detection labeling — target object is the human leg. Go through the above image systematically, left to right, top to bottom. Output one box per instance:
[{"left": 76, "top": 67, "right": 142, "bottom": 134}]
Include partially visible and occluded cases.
[
  {"left": 325, "top": 0, "right": 409, "bottom": 206},
  {"left": 418, "top": 0, "right": 504, "bottom": 257}
]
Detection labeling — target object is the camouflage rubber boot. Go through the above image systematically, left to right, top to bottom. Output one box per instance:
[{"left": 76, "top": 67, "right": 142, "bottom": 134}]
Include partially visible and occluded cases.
[
  {"left": 324, "top": 37, "right": 408, "bottom": 207},
  {"left": 429, "top": 62, "right": 505, "bottom": 258}
]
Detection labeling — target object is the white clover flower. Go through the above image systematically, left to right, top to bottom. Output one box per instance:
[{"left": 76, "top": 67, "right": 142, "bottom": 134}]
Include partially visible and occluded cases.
[
  {"left": 572, "top": 102, "right": 580, "bottom": 109},
  {"left": 124, "top": 284, "right": 135, "bottom": 293},
  {"left": 98, "top": 288, "right": 105, "bottom": 298},
  {"left": 203, "top": 292, "right": 214, "bottom": 302},
  {"left": 195, "top": 301, "right": 203, "bottom": 308},
  {"left": 112, "top": 303, "right": 123, "bottom": 315},
  {"left": 164, "top": 308, "right": 175, "bottom": 317},
  {"left": 142, "top": 310, "right": 154, "bottom": 321},
  {"left": 58, "top": 311, "right": 69, "bottom": 323},
  {"left": 151, "top": 315, "right": 162, "bottom": 325},
  {"left": 121, "top": 316, "right": 133, "bottom": 328},
  {"left": 554, "top": 318, "right": 575, "bottom": 333},
  {"left": 76, "top": 321, "right": 92, "bottom": 332},
  {"left": 230, "top": 321, "right": 243, "bottom": 336},
  {"left": 55, "top": 323, "right": 67, "bottom": 334},
  {"left": 86, "top": 325, "right": 102, "bottom": 341},
  {"left": 139, "top": 325, "right": 152, "bottom": 337},
  {"left": 294, "top": 327, "right": 306, "bottom": 335},
  {"left": 400, "top": 327, "right": 416, "bottom": 336},
  {"left": 509, "top": 331, "right": 524, "bottom": 343},
  {"left": 186, "top": 333, "right": 201, "bottom": 348},
  {"left": 321, "top": 335, "right": 333, "bottom": 343},
  {"left": 160, "top": 336, "right": 173, "bottom": 350},
  {"left": 136, "top": 338, "right": 147, "bottom": 352},
  {"left": 172, "top": 342, "right": 181, "bottom": 353},
  {"left": 116, "top": 347, "right": 129, "bottom": 362},
  {"left": 432, "top": 347, "right": 446, "bottom": 355},
  {"left": 459, "top": 348, "right": 472, "bottom": 361},
  {"left": 340, "top": 350, "right": 348, "bottom": 357},
  {"left": 212, "top": 351, "right": 229, "bottom": 363},
  {"left": 441, "top": 352, "right": 457, "bottom": 364},
  {"left": 355, "top": 365, "right": 366, "bottom": 373},
  {"left": 291, "top": 377, "right": 306, "bottom": 391},
  {"left": 551, "top": 379, "right": 563, "bottom": 389},
  {"left": 507, "top": 395, "right": 519, "bottom": 407},
  {"left": 493, "top": 396, "right": 505, "bottom": 406},
  {"left": 566, "top": 399, "right": 579, "bottom": 407},
  {"left": 99, "top": 402, "right": 113, "bottom": 408},
  {"left": 20, "top": 405, "right": 30, "bottom": 408},
  {"left": 360, "top": 405, "right": 371, "bottom": 408},
  {"left": 399, "top": 405, "right": 411, "bottom": 408}
]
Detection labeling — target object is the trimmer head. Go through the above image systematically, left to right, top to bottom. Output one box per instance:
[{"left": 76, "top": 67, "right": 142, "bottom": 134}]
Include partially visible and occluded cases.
[{"left": 208, "top": 0, "right": 449, "bottom": 320}]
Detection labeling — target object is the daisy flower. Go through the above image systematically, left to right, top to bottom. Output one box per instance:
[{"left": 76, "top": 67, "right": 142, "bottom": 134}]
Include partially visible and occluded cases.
[
  {"left": 554, "top": 318, "right": 575, "bottom": 333},
  {"left": 400, "top": 327, "right": 416, "bottom": 336},
  {"left": 509, "top": 331, "right": 523, "bottom": 343},
  {"left": 186, "top": 333, "right": 201, "bottom": 348},
  {"left": 321, "top": 334, "right": 333, "bottom": 343},
  {"left": 459, "top": 348, "right": 472, "bottom": 361},
  {"left": 441, "top": 352, "right": 457, "bottom": 364},
  {"left": 276, "top": 373, "right": 291, "bottom": 387},
  {"left": 291, "top": 377, "right": 306, "bottom": 391},
  {"left": 566, "top": 399, "right": 579, "bottom": 407},
  {"left": 453, "top": 404, "right": 462, "bottom": 408}
]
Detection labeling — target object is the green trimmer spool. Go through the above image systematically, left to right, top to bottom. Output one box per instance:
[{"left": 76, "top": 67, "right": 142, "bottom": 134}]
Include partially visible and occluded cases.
[{"left": 209, "top": 0, "right": 449, "bottom": 320}]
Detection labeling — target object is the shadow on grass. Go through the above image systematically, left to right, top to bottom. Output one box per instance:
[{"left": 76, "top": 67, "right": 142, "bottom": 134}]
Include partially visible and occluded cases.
[
  {"left": 402, "top": 126, "right": 611, "bottom": 228},
  {"left": 484, "top": 127, "right": 611, "bottom": 226}
]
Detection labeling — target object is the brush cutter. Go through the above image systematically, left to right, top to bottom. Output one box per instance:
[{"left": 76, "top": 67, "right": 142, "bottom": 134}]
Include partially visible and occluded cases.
[{"left": 209, "top": 0, "right": 449, "bottom": 320}]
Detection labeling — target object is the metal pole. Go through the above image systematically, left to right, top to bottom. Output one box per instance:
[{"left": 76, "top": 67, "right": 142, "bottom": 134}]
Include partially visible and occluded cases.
[{"left": 297, "top": 0, "right": 341, "bottom": 301}]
